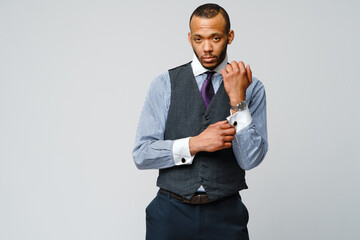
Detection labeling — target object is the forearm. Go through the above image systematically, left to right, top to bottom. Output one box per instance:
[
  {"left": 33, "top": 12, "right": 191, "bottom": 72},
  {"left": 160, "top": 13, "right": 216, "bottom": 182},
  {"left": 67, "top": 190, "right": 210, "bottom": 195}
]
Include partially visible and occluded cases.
[
  {"left": 227, "top": 77, "right": 268, "bottom": 170},
  {"left": 232, "top": 123, "right": 268, "bottom": 170},
  {"left": 133, "top": 137, "right": 195, "bottom": 169},
  {"left": 133, "top": 139, "right": 175, "bottom": 169}
]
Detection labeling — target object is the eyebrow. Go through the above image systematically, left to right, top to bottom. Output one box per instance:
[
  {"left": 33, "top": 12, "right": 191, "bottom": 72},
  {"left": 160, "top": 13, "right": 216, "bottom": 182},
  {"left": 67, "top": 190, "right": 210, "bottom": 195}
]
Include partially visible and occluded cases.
[{"left": 192, "top": 32, "right": 224, "bottom": 37}]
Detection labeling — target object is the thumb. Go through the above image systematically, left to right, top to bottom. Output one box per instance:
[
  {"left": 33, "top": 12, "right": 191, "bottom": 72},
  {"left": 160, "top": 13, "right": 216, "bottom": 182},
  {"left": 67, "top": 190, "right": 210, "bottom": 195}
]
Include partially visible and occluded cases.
[{"left": 246, "top": 64, "right": 252, "bottom": 84}]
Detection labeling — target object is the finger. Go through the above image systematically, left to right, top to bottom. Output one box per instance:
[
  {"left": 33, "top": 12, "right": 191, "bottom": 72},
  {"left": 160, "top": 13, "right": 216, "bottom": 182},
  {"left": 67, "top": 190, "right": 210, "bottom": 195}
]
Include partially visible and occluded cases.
[
  {"left": 230, "top": 61, "right": 240, "bottom": 72},
  {"left": 238, "top": 61, "right": 246, "bottom": 74},
  {"left": 226, "top": 63, "right": 233, "bottom": 73},
  {"left": 246, "top": 64, "right": 252, "bottom": 84},
  {"left": 221, "top": 68, "right": 227, "bottom": 77},
  {"left": 213, "top": 120, "right": 228, "bottom": 126},
  {"left": 219, "top": 122, "right": 234, "bottom": 129},
  {"left": 222, "top": 127, "right": 236, "bottom": 136},
  {"left": 223, "top": 135, "right": 234, "bottom": 142},
  {"left": 222, "top": 142, "right": 232, "bottom": 149}
]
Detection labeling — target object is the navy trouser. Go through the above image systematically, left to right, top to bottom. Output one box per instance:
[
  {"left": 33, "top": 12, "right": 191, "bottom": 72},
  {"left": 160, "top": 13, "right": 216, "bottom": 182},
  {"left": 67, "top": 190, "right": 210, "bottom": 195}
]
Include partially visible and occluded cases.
[{"left": 146, "top": 190, "right": 249, "bottom": 240}]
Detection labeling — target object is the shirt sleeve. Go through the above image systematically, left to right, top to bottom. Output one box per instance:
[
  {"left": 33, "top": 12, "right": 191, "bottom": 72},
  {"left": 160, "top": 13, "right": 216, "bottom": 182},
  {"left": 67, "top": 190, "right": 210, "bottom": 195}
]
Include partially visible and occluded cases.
[
  {"left": 132, "top": 72, "right": 177, "bottom": 170},
  {"left": 230, "top": 78, "right": 269, "bottom": 170},
  {"left": 226, "top": 106, "right": 252, "bottom": 132},
  {"left": 173, "top": 137, "right": 195, "bottom": 165}
]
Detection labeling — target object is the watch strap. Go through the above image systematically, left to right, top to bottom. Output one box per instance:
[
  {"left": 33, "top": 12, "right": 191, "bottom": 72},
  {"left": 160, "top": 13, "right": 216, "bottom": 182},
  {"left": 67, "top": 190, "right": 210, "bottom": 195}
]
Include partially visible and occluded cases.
[{"left": 230, "top": 100, "right": 247, "bottom": 111}]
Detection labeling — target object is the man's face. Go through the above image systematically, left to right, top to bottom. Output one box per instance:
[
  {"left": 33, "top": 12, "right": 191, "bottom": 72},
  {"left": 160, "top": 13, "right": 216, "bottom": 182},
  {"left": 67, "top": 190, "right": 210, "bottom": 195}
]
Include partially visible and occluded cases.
[{"left": 188, "top": 14, "right": 234, "bottom": 70}]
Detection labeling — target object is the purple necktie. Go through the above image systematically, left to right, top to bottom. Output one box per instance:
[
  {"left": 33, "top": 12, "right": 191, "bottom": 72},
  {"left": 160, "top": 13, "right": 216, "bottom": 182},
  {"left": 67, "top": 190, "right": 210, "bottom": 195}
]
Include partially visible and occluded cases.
[{"left": 201, "top": 71, "right": 215, "bottom": 109}]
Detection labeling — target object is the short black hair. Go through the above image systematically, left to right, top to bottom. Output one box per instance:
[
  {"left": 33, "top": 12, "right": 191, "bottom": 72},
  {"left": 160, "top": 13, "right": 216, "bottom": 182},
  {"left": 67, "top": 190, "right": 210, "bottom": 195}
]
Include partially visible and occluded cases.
[{"left": 189, "top": 3, "right": 231, "bottom": 33}]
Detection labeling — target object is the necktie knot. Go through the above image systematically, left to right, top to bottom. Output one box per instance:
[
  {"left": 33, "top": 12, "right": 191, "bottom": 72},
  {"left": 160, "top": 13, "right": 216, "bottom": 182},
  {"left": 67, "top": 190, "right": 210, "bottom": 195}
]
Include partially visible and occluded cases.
[{"left": 201, "top": 71, "right": 215, "bottom": 109}]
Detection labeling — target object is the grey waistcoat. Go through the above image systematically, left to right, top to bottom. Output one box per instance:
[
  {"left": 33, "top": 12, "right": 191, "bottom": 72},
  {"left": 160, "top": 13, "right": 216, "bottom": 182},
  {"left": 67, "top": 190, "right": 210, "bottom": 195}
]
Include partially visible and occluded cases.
[{"left": 157, "top": 62, "right": 247, "bottom": 201}]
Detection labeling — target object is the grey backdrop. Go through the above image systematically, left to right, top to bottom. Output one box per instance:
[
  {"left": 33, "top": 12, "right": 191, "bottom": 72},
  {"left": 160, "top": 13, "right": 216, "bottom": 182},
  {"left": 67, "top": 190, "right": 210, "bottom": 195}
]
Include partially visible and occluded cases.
[{"left": 1, "top": 0, "right": 359, "bottom": 239}]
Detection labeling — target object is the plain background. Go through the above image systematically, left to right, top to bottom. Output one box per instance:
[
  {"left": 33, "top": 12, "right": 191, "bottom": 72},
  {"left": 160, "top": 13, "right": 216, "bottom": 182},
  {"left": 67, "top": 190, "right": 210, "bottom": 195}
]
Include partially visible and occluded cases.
[{"left": 1, "top": 0, "right": 359, "bottom": 239}]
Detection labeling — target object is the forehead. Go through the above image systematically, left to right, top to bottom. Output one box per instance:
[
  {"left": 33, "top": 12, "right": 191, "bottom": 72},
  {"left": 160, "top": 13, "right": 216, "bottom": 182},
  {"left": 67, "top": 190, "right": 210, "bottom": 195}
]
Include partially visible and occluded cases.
[{"left": 189, "top": 14, "right": 227, "bottom": 34}]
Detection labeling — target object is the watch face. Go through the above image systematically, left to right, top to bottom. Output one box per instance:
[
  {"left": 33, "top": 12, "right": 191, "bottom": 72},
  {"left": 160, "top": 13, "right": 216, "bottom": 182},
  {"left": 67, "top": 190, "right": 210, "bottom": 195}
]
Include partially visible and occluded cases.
[
  {"left": 230, "top": 101, "right": 246, "bottom": 111},
  {"left": 239, "top": 101, "right": 246, "bottom": 110}
]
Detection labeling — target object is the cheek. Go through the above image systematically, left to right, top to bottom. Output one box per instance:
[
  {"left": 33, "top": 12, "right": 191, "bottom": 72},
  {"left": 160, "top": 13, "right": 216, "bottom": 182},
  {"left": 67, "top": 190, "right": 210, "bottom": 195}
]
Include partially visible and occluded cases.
[
  {"left": 217, "top": 42, "right": 228, "bottom": 53},
  {"left": 192, "top": 44, "right": 202, "bottom": 54}
]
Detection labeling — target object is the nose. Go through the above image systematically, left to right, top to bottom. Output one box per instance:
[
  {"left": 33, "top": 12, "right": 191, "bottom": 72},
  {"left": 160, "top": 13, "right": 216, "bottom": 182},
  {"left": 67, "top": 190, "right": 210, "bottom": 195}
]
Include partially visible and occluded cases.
[{"left": 203, "top": 40, "right": 213, "bottom": 52}]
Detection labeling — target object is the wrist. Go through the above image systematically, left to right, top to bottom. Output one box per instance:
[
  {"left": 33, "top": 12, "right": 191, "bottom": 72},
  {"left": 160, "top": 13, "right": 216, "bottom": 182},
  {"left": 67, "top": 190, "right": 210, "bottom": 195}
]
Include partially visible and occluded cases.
[
  {"left": 229, "top": 94, "right": 246, "bottom": 105},
  {"left": 230, "top": 100, "right": 247, "bottom": 112},
  {"left": 189, "top": 136, "right": 201, "bottom": 156}
]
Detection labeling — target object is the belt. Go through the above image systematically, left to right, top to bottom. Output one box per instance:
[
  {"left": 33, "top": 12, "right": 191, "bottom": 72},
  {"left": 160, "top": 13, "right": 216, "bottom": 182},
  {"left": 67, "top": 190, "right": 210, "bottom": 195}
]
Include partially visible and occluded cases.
[{"left": 160, "top": 189, "right": 211, "bottom": 204}]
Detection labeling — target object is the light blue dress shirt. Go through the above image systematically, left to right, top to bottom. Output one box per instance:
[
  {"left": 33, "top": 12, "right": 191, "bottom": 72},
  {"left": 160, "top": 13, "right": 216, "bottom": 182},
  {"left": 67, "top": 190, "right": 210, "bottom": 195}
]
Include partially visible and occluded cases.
[{"left": 133, "top": 56, "right": 268, "bottom": 171}]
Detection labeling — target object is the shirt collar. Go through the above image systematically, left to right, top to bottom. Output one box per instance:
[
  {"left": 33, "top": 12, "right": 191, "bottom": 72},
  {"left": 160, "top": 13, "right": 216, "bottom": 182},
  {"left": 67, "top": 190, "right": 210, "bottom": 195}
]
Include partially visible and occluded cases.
[{"left": 191, "top": 53, "right": 228, "bottom": 77}]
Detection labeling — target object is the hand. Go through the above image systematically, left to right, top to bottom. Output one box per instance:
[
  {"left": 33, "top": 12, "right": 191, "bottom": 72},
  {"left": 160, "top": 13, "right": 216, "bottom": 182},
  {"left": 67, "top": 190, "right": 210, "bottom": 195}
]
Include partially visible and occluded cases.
[
  {"left": 221, "top": 61, "right": 252, "bottom": 106},
  {"left": 189, "top": 121, "right": 236, "bottom": 155}
]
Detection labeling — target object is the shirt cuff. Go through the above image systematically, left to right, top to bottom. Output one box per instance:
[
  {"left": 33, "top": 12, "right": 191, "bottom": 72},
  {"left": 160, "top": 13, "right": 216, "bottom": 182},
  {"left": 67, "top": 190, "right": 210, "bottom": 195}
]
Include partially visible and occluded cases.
[
  {"left": 226, "top": 105, "right": 252, "bottom": 133},
  {"left": 173, "top": 137, "right": 195, "bottom": 165}
]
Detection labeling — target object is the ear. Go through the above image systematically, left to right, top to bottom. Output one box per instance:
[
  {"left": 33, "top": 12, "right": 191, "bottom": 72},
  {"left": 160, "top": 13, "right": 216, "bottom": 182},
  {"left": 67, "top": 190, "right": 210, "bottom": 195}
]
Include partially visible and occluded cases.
[
  {"left": 227, "top": 30, "right": 234, "bottom": 44},
  {"left": 188, "top": 32, "right": 192, "bottom": 45}
]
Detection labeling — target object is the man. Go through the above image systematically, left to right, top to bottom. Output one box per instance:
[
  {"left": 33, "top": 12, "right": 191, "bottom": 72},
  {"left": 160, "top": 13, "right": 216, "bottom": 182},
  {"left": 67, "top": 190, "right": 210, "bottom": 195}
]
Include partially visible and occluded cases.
[{"left": 133, "top": 3, "right": 268, "bottom": 240}]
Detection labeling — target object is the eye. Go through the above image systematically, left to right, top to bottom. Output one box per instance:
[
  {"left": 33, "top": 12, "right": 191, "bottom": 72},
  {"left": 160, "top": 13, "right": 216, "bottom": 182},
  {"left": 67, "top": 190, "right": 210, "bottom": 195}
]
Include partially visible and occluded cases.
[
  {"left": 213, "top": 36, "right": 220, "bottom": 41},
  {"left": 194, "top": 38, "right": 201, "bottom": 42}
]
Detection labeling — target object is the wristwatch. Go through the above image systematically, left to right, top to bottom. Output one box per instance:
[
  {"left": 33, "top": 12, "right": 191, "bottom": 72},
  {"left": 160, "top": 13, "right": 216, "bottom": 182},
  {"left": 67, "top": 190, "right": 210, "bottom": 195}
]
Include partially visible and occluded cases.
[{"left": 230, "top": 100, "right": 247, "bottom": 111}]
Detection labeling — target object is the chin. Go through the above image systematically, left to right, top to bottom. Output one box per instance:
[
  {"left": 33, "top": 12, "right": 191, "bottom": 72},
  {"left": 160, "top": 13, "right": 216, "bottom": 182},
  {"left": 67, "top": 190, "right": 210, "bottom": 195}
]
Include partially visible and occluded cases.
[{"left": 201, "top": 62, "right": 218, "bottom": 70}]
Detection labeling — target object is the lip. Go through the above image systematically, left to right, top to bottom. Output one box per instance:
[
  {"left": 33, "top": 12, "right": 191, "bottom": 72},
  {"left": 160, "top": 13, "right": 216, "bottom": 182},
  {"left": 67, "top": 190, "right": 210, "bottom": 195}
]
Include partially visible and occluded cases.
[{"left": 202, "top": 57, "right": 216, "bottom": 63}]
